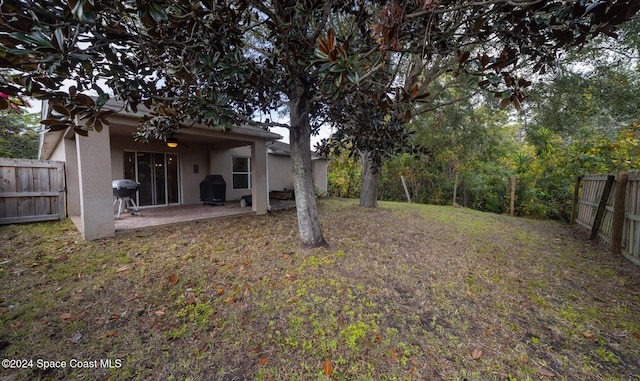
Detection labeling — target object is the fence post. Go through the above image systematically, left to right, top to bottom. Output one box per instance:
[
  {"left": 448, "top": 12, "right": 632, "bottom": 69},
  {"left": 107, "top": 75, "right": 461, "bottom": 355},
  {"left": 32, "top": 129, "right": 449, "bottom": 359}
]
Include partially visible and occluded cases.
[
  {"left": 610, "top": 171, "right": 628, "bottom": 256},
  {"left": 400, "top": 175, "right": 412, "bottom": 203},
  {"left": 570, "top": 175, "right": 583, "bottom": 225},
  {"left": 590, "top": 175, "right": 615, "bottom": 240},
  {"left": 509, "top": 176, "right": 516, "bottom": 216}
]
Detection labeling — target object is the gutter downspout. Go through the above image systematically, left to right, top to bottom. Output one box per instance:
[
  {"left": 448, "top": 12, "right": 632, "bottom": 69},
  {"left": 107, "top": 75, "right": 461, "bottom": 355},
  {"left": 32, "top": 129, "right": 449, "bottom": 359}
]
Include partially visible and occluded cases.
[{"left": 266, "top": 140, "right": 271, "bottom": 211}]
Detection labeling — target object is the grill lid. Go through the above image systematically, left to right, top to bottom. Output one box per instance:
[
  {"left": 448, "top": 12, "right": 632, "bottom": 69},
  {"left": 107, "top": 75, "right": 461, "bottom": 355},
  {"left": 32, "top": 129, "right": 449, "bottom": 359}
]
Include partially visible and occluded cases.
[
  {"left": 203, "top": 175, "right": 226, "bottom": 185},
  {"left": 112, "top": 179, "right": 139, "bottom": 190}
]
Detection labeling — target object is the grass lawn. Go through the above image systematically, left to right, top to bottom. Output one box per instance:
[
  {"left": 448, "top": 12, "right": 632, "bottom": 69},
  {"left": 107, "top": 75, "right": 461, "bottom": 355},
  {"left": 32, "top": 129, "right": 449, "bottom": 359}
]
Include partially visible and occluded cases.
[{"left": 1, "top": 198, "right": 639, "bottom": 380}]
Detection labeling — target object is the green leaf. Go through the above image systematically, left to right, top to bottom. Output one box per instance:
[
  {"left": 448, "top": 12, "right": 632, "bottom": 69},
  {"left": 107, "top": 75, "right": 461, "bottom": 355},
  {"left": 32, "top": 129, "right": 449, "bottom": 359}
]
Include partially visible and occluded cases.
[
  {"left": 148, "top": 3, "right": 168, "bottom": 22},
  {"left": 52, "top": 29, "right": 65, "bottom": 52},
  {"left": 10, "top": 31, "right": 53, "bottom": 50},
  {"left": 6, "top": 48, "right": 38, "bottom": 55},
  {"left": 314, "top": 48, "right": 329, "bottom": 60},
  {"left": 68, "top": 53, "right": 94, "bottom": 61},
  {"left": 346, "top": 71, "right": 359, "bottom": 85},
  {"left": 487, "top": 74, "right": 501, "bottom": 85},
  {"left": 96, "top": 93, "right": 110, "bottom": 108}
]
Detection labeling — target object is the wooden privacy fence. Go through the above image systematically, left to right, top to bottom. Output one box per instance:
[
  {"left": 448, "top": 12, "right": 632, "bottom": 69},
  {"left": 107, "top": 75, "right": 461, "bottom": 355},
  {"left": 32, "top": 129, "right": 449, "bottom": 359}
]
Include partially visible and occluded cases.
[
  {"left": 0, "top": 158, "right": 65, "bottom": 224},
  {"left": 573, "top": 171, "right": 640, "bottom": 266}
]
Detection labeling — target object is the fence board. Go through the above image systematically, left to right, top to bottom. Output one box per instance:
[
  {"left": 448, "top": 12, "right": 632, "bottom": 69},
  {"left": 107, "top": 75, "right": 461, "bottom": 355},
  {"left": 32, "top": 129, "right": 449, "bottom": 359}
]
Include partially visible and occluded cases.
[
  {"left": 0, "top": 158, "right": 65, "bottom": 224},
  {"left": 0, "top": 165, "right": 17, "bottom": 219},
  {"left": 33, "top": 166, "right": 51, "bottom": 216},
  {"left": 17, "top": 167, "right": 34, "bottom": 217},
  {"left": 576, "top": 171, "right": 640, "bottom": 266},
  {"left": 626, "top": 172, "right": 640, "bottom": 263},
  {"left": 576, "top": 174, "right": 610, "bottom": 232},
  {"left": 597, "top": 180, "right": 617, "bottom": 243}
]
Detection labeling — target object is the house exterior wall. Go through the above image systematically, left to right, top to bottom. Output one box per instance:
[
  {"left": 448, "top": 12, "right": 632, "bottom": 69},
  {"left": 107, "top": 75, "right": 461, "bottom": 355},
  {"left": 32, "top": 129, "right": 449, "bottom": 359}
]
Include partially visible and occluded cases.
[
  {"left": 39, "top": 101, "right": 280, "bottom": 239},
  {"left": 75, "top": 124, "right": 115, "bottom": 240},
  {"left": 109, "top": 133, "right": 211, "bottom": 205},
  {"left": 45, "top": 136, "right": 83, "bottom": 219},
  {"left": 47, "top": 137, "right": 71, "bottom": 217},
  {"left": 64, "top": 139, "right": 80, "bottom": 218},
  {"left": 250, "top": 141, "right": 268, "bottom": 214},
  {"left": 209, "top": 145, "right": 252, "bottom": 201},
  {"left": 180, "top": 147, "right": 210, "bottom": 205},
  {"left": 265, "top": 153, "right": 328, "bottom": 193},
  {"left": 268, "top": 155, "right": 294, "bottom": 191},
  {"left": 313, "top": 159, "right": 328, "bottom": 193}
]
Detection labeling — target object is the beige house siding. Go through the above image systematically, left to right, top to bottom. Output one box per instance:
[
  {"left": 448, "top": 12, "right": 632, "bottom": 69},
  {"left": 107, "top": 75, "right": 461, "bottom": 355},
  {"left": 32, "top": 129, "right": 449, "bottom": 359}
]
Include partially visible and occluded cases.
[
  {"left": 47, "top": 135, "right": 73, "bottom": 217},
  {"left": 209, "top": 146, "right": 253, "bottom": 201},
  {"left": 218, "top": 146, "right": 328, "bottom": 194},
  {"left": 181, "top": 147, "right": 211, "bottom": 204},
  {"left": 268, "top": 154, "right": 294, "bottom": 192},
  {"left": 313, "top": 159, "right": 328, "bottom": 193}
]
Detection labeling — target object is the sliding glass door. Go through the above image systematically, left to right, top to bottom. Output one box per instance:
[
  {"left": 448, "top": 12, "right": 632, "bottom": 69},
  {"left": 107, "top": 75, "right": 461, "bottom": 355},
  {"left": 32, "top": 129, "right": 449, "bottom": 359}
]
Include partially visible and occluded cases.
[{"left": 124, "top": 151, "right": 180, "bottom": 206}]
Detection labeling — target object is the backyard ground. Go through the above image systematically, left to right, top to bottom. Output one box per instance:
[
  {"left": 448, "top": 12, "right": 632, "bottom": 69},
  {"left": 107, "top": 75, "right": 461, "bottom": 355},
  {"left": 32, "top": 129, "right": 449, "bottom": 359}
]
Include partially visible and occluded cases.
[{"left": 1, "top": 198, "right": 639, "bottom": 380}]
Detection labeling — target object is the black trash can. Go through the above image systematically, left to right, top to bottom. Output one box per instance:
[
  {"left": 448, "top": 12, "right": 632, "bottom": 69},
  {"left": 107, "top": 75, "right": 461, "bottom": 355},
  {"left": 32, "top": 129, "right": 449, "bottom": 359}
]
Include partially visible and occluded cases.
[{"left": 200, "top": 175, "right": 226, "bottom": 205}]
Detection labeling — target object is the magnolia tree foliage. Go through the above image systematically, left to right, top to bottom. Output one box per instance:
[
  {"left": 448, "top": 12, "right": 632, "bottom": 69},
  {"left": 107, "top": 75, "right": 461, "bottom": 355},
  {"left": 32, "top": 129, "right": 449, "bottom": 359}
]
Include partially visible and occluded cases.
[
  {"left": 1, "top": 0, "right": 639, "bottom": 246},
  {"left": 314, "top": 0, "right": 640, "bottom": 207}
]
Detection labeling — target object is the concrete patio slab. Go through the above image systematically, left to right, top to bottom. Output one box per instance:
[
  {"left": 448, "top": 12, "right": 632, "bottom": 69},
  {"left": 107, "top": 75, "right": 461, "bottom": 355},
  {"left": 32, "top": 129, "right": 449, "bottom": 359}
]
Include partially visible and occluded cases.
[{"left": 112, "top": 199, "right": 296, "bottom": 234}]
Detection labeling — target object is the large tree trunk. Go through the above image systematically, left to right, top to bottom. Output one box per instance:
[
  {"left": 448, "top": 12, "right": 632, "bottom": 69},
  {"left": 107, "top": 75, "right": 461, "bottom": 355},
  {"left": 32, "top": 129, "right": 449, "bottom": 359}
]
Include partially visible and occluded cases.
[
  {"left": 289, "top": 83, "right": 328, "bottom": 248},
  {"left": 359, "top": 151, "right": 379, "bottom": 208}
]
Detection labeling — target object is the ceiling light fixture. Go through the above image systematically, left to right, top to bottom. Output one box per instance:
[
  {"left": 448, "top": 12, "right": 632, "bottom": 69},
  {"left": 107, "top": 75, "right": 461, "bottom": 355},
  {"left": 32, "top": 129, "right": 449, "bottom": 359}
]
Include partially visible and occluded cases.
[{"left": 166, "top": 137, "right": 178, "bottom": 148}]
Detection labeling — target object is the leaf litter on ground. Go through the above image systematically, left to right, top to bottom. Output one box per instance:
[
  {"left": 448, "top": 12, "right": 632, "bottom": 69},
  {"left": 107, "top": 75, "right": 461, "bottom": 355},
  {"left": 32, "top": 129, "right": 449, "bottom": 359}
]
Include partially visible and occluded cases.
[{"left": 0, "top": 198, "right": 639, "bottom": 380}]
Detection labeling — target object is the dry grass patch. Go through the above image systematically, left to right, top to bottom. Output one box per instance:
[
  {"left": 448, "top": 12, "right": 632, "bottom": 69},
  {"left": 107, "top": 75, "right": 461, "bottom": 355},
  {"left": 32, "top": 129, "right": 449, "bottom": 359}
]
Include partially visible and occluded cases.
[{"left": 1, "top": 198, "right": 639, "bottom": 380}]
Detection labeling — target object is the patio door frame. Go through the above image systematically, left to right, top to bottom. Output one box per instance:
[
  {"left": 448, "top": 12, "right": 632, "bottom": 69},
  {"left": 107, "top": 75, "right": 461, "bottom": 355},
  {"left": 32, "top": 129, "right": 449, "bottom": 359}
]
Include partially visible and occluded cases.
[{"left": 124, "top": 150, "right": 181, "bottom": 207}]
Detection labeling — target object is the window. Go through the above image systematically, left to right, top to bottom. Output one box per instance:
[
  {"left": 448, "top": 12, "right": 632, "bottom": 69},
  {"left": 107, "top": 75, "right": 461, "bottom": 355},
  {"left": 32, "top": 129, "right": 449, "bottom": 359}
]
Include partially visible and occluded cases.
[{"left": 232, "top": 157, "right": 251, "bottom": 189}]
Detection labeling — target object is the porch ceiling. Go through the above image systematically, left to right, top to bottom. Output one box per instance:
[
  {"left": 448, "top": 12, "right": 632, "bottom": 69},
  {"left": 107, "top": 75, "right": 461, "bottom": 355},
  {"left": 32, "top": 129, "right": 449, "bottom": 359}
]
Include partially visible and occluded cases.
[
  {"left": 107, "top": 112, "right": 282, "bottom": 148},
  {"left": 108, "top": 122, "right": 259, "bottom": 149}
]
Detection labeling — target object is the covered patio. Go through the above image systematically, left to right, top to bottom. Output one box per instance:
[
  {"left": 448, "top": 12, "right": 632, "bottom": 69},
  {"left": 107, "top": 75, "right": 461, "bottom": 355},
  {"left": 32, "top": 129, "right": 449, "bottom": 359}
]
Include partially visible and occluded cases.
[
  {"left": 40, "top": 100, "right": 284, "bottom": 240},
  {"left": 112, "top": 199, "right": 296, "bottom": 233}
]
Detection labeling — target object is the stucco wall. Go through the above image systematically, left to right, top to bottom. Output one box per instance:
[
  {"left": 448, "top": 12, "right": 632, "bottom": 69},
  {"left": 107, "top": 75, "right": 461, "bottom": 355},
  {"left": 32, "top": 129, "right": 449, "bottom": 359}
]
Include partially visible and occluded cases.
[
  {"left": 75, "top": 125, "right": 115, "bottom": 239},
  {"left": 106, "top": 134, "right": 327, "bottom": 205},
  {"left": 109, "top": 134, "right": 211, "bottom": 205},
  {"left": 47, "top": 137, "right": 80, "bottom": 218},
  {"left": 209, "top": 146, "right": 252, "bottom": 201},
  {"left": 181, "top": 148, "right": 211, "bottom": 204},
  {"left": 267, "top": 154, "right": 327, "bottom": 193},
  {"left": 268, "top": 154, "right": 294, "bottom": 191},
  {"left": 313, "top": 159, "right": 328, "bottom": 192}
]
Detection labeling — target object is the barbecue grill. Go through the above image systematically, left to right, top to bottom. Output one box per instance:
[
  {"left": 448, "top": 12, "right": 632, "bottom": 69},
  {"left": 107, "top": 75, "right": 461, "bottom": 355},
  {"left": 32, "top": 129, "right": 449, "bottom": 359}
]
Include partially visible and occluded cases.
[
  {"left": 200, "top": 175, "right": 226, "bottom": 205},
  {"left": 112, "top": 179, "right": 141, "bottom": 219}
]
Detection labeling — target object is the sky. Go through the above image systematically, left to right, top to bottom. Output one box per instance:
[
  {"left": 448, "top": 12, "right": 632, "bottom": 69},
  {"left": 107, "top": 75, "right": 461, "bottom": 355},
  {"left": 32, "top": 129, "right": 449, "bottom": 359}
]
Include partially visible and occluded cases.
[{"left": 270, "top": 125, "right": 332, "bottom": 148}]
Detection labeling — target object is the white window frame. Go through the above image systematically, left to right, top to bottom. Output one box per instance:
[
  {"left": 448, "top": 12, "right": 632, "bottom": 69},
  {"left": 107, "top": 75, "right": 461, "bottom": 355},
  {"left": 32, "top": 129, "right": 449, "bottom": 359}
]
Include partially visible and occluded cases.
[{"left": 232, "top": 156, "right": 251, "bottom": 190}]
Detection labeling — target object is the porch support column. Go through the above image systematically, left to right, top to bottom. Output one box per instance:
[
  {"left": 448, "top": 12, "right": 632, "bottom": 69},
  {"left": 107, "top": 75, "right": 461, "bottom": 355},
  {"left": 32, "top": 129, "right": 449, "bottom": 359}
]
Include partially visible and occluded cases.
[
  {"left": 75, "top": 123, "right": 115, "bottom": 239},
  {"left": 64, "top": 137, "right": 80, "bottom": 218},
  {"left": 251, "top": 140, "right": 268, "bottom": 215}
]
